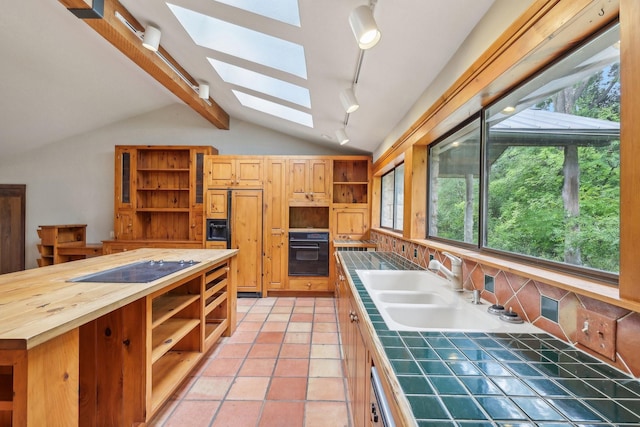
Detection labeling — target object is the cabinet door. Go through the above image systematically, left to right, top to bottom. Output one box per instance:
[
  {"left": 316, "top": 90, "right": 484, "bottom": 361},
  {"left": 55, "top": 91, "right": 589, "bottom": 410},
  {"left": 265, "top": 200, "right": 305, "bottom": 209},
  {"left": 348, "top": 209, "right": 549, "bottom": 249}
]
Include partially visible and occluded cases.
[
  {"left": 115, "top": 146, "right": 135, "bottom": 210},
  {"left": 205, "top": 157, "right": 234, "bottom": 187},
  {"left": 234, "top": 158, "right": 264, "bottom": 187},
  {"left": 288, "top": 159, "right": 309, "bottom": 202},
  {"left": 264, "top": 160, "right": 288, "bottom": 291},
  {"left": 308, "top": 160, "right": 331, "bottom": 203},
  {"left": 205, "top": 190, "right": 228, "bottom": 219},
  {"left": 230, "top": 190, "right": 263, "bottom": 294},
  {"left": 332, "top": 206, "right": 369, "bottom": 240},
  {"left": 190, "top": 209, "right": 204, "bottom": 242},
  {"left": 115, "top": 210, "right": 134, "bottom": 240}
]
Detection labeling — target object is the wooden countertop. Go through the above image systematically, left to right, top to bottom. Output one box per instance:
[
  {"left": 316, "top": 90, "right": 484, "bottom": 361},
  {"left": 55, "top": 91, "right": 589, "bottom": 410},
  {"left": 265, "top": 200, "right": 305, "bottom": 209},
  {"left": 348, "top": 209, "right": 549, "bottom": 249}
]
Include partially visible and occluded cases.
[{"left": 0, "top": 248, "right": 238, "bottom": 351}]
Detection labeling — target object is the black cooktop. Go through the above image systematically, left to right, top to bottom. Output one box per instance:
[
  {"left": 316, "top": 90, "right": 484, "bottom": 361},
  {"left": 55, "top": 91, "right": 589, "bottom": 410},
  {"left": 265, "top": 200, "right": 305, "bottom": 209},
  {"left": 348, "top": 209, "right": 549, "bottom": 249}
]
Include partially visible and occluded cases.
[{"left": 69, "top": 260, "right": 198, "bottom": 283}]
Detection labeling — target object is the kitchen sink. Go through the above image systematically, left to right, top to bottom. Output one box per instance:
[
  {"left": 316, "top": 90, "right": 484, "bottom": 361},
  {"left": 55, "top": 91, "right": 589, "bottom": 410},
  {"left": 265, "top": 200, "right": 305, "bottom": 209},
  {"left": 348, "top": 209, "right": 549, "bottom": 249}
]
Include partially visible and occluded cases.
[
  {"left": 355, "top": 269, "right": 448, "bottom": 291},
  {"left": 356, "top": 269, "right": 538, "bottom": 333},
  {"left": 376, "top": 290, "right": 452, "bottom": 305},
  {"left": 384, "top": 305, "right": 504, "bottom": 331}
]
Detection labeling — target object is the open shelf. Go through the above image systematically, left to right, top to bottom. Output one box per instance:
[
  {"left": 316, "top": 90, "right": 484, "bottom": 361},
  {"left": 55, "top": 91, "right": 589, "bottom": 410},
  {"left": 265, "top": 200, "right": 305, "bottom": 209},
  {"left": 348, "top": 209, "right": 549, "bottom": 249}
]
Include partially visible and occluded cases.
[
  {"left": 152, "top": 294, "right": 200, "bottom": 328},
  {"left": 151, "top": 318, "right": 200, "bottom": 364},
  {"left": 151, "top": 351, "right": 201, "bottom": 413}
]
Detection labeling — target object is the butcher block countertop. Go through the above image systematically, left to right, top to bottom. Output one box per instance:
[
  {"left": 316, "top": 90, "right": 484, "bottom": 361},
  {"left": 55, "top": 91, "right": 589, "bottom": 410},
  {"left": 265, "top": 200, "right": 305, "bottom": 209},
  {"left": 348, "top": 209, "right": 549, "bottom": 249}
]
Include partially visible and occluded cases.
[{"left": 0, "top": 248, "right": 238, "bottom": 351}]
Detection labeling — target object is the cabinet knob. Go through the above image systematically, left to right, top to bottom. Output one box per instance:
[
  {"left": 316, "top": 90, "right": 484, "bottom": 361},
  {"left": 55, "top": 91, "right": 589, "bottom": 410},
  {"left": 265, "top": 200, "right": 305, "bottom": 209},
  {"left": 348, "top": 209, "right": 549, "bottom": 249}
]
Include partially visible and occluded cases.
[{"left": 306, "top": 282, "right": 311, "bottom": 288}]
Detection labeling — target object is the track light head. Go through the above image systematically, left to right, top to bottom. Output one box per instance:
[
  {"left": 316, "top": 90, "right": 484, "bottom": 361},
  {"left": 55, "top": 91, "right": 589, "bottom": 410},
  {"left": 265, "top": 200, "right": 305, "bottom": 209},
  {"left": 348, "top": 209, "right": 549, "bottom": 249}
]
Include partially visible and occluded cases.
[
  {"left": 349, "top": 5, "right": 381, "bottom": 49},
  {"left": 142, "top": 25, "right": 161, "bottom": 52},
  {"left": 340, "top": 88, "right": 359, "bottom": 114}
]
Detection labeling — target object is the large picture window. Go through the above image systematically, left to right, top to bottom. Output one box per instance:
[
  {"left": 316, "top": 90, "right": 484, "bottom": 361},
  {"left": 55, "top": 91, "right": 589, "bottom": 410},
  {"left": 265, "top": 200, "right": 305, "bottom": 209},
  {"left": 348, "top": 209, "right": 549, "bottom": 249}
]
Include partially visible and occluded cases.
[
  {"left": 426, "top": 24, "right": 620, "bottom": 278},
  {"left": 428, "top": 119, "right": 480, "bottom": 245},
  {"left": 380, "top": 164, "right": 404, "bottom": 231}
]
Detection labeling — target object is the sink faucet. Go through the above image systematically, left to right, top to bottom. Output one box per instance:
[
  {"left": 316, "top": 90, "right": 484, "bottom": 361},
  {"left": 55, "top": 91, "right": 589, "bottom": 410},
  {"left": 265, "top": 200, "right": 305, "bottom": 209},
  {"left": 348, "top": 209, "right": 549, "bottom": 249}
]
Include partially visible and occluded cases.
[{"left": 428, "top": 252, "right": 463, "bottom": 291}]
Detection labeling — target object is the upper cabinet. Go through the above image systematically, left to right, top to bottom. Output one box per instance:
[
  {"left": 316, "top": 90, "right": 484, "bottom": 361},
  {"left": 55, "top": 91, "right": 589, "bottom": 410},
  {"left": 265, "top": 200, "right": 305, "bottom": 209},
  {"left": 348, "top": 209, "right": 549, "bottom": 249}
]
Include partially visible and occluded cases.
[
  {"left": 205, "top": 156, "right": 264, "bottom": 188},
  {"left": 288, "top": 158, "right": 331, "bottom": 205},
  {"left": 332, "top": 158, "right": 370, "bottom": 205}
]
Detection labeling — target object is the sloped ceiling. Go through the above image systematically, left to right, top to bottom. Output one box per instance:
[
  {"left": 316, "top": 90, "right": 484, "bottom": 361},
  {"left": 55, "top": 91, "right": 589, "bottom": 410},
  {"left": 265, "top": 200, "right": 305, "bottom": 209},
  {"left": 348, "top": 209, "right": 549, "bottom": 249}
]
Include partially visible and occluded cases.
[{"left": 0, "top": 0, "right": 496, "bottom": 159}]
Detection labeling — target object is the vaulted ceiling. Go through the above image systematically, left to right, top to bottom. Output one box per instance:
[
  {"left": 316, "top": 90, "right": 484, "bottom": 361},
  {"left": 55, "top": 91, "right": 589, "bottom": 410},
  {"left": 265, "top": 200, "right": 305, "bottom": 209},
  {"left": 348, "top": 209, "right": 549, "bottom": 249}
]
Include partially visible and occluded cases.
[{"left": 0, "top": 0, "right": 497, "bottom": 159}]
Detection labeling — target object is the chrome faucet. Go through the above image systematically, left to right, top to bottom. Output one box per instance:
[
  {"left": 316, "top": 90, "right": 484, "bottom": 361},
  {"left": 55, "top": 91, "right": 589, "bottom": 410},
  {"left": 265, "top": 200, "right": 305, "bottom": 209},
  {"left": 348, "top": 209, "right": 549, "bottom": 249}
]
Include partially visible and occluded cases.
[{"left": 428, "top": 252, "right": 463, "bottom": 291}]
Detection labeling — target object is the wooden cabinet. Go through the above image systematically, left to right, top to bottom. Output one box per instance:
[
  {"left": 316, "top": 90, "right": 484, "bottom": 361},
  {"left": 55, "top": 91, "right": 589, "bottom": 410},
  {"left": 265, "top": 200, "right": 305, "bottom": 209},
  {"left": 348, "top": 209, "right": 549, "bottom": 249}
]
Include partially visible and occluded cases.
[
  {"left": 113, "top": 145, "right": 214, "bottom": 247},
  {"left": 205, "top": 156, "right": 264, "bottom": 188},
  {"left": 288, "top": 158, "right": 331, "bottom": 204},
  {"left": 331, "top": 158, "right": 371, "bottom": 241},
  {"left": 264, "top": 159, "right": 288, "bottom": 293},
  {"left": 205, "top": 189, "right": 229, "bottom": 219},
  {"left": 229, "top": 190, "right": 264, "bottom": 294},
  {"left": 332, "top": 206, "right": 370, "bottom": 240},
  {"left": 36, "top": 224, "right": 102, "bottom": 266},
  {"left": 336, "top": 255, "right": 371, "bottom": 427},
  {"left": 148, "top": 259, "right": 233, "bottom": 414},
  {"left": 288, "top": 277, "right": 330, "bottom": 292}
]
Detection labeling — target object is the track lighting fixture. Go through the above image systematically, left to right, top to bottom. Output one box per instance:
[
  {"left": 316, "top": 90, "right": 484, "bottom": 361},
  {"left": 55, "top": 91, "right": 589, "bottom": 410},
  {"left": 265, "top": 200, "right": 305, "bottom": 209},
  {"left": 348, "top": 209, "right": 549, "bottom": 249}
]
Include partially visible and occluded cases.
[
  {"left": 349, "top": 5, "right": 381, "bottom": 49},
  {"left": 142, "top": 25, "right": 161, "bottom": 52},
  {"left": 198, "top": 83, "right": 210, "bottom": 100},
  {"left": 340, "top": 88, "right": 359, "bottom": 114},
  {"left": 336, "top": 128, "right": 350, "bottom": 145}
]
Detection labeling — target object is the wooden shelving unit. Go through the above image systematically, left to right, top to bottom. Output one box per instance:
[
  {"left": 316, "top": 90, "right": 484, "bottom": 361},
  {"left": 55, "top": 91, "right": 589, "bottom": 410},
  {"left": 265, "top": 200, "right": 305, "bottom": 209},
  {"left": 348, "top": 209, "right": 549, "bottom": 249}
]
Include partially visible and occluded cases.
[
  {"left": 107, "top": 145, "right": 216, "bottom": 253},
  {"left": 332, "top": 158, "right": 371, "bottom": 241},
  {"left": 36, "top": 224, "right": 102, "bottom": 266},
  {"left": 143, "top": 257, "right": 234, "bottom": 420}
]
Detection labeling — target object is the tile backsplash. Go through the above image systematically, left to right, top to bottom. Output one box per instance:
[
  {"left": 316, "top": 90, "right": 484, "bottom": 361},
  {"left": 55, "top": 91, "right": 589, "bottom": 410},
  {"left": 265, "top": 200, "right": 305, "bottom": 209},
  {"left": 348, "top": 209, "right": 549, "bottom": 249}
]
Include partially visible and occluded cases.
[{"left": 371, "top": 230, "right": 640, "bottom": 378}]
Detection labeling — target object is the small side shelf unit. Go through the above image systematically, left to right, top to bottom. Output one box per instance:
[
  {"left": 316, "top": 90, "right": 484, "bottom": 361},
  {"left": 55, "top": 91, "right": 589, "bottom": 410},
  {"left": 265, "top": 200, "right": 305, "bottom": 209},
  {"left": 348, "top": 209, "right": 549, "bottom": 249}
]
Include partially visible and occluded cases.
[{"left": 36, "top": 224, "right": 102, "bottom": 266}]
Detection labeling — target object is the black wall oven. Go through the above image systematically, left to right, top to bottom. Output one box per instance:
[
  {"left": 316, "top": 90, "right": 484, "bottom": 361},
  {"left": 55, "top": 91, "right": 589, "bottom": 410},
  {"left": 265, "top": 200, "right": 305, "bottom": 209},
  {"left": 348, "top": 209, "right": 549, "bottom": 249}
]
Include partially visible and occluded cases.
[{"left": 288, "top": 232, "right": 329, "bottom": 276}]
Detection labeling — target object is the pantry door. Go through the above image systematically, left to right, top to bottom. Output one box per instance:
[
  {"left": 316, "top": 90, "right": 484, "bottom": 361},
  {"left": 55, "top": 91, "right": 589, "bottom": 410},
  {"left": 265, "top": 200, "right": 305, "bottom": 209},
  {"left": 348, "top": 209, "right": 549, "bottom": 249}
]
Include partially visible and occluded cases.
[{"left": 0, "top": 184, "right": 26, "bottom": 273}]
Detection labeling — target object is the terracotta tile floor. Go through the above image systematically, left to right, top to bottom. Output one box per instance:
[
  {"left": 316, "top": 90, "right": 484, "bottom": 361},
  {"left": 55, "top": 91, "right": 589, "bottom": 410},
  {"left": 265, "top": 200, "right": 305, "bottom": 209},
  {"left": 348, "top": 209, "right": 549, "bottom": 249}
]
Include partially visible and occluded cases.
[{"left": 149, "top": 297, "right": 352, "bottom": 427}]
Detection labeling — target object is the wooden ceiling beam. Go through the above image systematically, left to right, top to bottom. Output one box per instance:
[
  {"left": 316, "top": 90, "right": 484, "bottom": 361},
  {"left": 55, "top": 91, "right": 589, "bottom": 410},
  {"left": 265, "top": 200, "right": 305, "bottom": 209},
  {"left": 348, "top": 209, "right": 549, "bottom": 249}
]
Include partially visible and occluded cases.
[{"left": 58, "top": 0, "right": 230, "bottom": 130}]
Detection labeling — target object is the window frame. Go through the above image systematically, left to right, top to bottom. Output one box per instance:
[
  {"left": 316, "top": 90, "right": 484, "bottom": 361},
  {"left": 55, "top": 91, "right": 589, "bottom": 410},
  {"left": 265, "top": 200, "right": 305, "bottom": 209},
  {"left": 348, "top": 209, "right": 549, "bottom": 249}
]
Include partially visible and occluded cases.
[
  {"left": 425, "top": 22, "right": 620, "bottom": 285},
  {"left": 380, "top": 163, "right": 405, "bottom": 232}
]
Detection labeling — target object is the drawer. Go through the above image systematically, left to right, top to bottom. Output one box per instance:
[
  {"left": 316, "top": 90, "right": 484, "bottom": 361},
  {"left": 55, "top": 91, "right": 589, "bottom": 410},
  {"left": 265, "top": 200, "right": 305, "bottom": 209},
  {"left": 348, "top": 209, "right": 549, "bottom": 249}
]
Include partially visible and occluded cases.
[{"left": 288, "top": 277, "right": 331, "bottom": 291}]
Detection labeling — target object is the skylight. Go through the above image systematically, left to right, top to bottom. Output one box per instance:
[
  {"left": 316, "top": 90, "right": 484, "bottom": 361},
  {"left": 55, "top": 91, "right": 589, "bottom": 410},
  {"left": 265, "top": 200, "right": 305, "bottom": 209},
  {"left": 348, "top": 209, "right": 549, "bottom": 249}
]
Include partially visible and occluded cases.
[
  {"left": 213, "top": 0, "right": 300, "bottom": 27},
  {"left": 167, "top": 3, "right": 307, "bottom": 78},
  {"left": 208, "top": 59, "right": 311, "bottom": 108},
  {"left": 233, "top": 90, "right": 313, "bottom": 127}
]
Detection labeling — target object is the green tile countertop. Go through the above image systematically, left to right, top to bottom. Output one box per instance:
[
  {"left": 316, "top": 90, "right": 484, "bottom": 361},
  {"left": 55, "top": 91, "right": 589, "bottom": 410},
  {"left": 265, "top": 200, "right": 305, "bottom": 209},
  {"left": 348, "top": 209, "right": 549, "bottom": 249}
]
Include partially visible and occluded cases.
[{"left": 339, "top": 251, "right": 640, "bottom": 427}]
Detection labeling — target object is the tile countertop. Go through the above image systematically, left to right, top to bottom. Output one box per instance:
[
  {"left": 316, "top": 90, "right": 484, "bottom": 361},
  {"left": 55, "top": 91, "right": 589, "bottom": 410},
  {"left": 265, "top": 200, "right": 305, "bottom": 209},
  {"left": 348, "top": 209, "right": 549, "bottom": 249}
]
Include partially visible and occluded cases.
[{"left": 339, "top": 251, "right": 640, "bottom": 427}]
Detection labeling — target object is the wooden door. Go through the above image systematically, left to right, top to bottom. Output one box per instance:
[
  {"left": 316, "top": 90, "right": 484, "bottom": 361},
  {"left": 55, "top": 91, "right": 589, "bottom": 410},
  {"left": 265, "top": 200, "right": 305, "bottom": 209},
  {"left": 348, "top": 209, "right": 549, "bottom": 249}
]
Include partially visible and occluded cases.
[
  {"left": 205, "top": 157, "right": 234, "bottom": 187},
  {"left": 234, "top": 158, "right": 264, "bottom": 187},
  {"left": 288, "top": 159, "right": 309, "bottom": 202},
  {"left": 264, "top": 160, "right": 287, "bottom": 292},
  {"left": 308, "top": 160, "right": 331, "bottom": 203},
  {"left": 0, "top": 184, "right": 25, "bottom": 273},
  {"left": 205, "top": 190, "right": 228, "bottom": 219},
  {"left": 231, "top": 190, "right": 263, "bottom": 294},
  {"left": 332, "top": 206, "right": 369, "bottom": 240}
]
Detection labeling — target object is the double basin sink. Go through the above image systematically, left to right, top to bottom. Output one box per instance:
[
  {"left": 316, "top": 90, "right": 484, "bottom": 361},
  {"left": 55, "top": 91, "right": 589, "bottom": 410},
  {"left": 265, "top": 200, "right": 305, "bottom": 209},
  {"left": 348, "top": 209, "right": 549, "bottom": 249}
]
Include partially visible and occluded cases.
[{"left": 356, "top": 270, "right": 539, "bottom": 333}]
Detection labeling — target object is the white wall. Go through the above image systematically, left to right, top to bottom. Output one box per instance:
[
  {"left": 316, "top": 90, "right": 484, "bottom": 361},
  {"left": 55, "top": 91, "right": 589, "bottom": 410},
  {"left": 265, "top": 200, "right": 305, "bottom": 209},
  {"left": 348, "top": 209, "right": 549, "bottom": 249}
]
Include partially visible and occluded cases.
[
  {"left": 374, "top": 0, "right": 535, "bottom": 160},
  {"left": 0, "top": 103, "right": 355, "bottom": 269}
]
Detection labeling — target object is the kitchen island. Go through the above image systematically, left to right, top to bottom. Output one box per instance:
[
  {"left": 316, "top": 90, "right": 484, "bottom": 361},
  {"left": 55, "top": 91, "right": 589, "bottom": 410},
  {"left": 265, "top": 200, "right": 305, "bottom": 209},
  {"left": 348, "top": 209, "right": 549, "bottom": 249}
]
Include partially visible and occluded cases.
[{"left": 0, "top": 248, "right": 238, "bottom": 427}]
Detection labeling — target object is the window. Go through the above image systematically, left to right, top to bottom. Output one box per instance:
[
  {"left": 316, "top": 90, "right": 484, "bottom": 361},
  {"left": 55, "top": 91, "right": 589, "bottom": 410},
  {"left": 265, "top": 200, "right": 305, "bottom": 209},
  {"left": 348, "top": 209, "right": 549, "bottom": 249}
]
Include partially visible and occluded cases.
[
  {"left": 426, "top": 24, "right": 620, "bottom": 278},
  {"left": 428, "top": 118, "right": 481, "bottom": 245},
  {"left": 380, "top": 164, "right": 404, "bottom": 231}
]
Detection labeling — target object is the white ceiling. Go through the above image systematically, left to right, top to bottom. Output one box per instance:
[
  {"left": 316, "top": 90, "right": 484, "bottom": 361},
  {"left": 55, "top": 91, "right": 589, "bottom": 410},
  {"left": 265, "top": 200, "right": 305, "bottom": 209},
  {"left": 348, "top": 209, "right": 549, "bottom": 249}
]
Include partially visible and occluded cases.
[{"left": 0, "top": 0, "right": 496, "bottom": 159}]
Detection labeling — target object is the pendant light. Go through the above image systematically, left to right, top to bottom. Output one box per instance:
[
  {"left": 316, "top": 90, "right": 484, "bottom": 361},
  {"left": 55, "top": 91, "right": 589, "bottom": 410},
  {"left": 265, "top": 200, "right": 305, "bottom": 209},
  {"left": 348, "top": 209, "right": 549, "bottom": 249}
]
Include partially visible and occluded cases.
[{"left": 349, "top": 5, "right": 381, "bottom": 49}]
